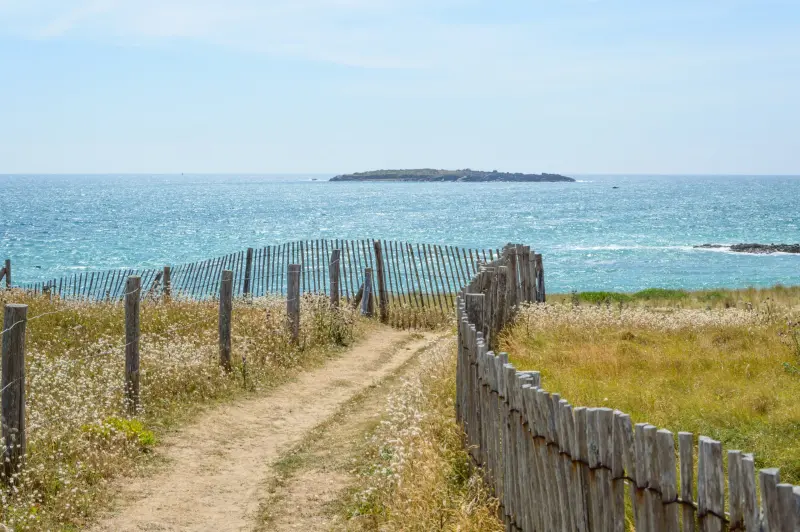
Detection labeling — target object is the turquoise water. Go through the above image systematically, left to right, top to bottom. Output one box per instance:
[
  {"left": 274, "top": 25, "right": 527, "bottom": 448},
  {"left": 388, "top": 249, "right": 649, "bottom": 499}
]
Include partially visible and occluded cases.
[{"left": 2, "top": 174, "right": 799, "bottom": 292}]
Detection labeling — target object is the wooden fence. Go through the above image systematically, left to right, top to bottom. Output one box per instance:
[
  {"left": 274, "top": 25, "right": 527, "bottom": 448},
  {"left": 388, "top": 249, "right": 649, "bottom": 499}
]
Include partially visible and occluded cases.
[
  {"left": 15, "top": 240, "right": 544, "bottom": 316},
  {"left": 457, "top": 244, "right": 800, "bottom": 531}
]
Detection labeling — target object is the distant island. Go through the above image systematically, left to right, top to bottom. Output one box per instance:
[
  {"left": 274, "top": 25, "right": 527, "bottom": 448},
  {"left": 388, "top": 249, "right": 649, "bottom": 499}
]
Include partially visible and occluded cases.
[{"left": 329, "top": 169, "right": 575, "bottom": 183}]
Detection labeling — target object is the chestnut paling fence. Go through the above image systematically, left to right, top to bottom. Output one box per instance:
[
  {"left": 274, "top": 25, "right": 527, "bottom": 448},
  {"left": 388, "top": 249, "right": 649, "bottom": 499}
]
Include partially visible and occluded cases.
[
  {"left": 17, "top": 239, "right": 545, "bottom": 315},
  {"left": 0, "top": 240, "right": 544, "bottom": 489},
  {"left": 457, "top": 244, "right": 799, "bottom": 531}
]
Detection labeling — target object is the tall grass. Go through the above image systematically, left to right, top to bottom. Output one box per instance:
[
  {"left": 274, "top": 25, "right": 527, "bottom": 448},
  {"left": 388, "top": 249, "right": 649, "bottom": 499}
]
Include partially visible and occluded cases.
[
  {"left": 556, "top": 284, "right": 800, "bottom": 309},
  {"left": 0, "top": 290, "right": 360, "bottom": 530},
  {"left": 502, "top": 291, "right": 800, "bottom": 485},
  {"left": 343, "top": 338, "right": 501, "bottom": 531}
]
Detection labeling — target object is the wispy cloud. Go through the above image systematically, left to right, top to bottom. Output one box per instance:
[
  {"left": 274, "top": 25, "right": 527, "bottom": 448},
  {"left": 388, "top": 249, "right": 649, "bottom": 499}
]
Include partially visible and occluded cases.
[
  {"left": 1, "top": 0, "right": 798, "bottom": 75},
  {"left": 1, "top": 0, "right": 474, "bottom": 68}
]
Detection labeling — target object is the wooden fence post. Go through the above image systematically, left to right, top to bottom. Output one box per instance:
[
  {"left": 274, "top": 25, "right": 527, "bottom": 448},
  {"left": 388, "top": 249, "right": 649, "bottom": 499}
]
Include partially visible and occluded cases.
[
  {"left": 373, "top": 241, "right": 389, "bottom": 323},
  {"left": 243, "top": 247, "right": 254, "bottom": 298},
  {"left": 519, "top": 247, "right": 530, "bottom": 303},
  {"left": 329, "top": 249, "right": 341, "bottom": 308},
  {"left": 535, "top": 253, "right": 546, "bottom": 303},
  {"left": 3, "top": 259, "right": 10, "bottom": 289},
  {"left": 287, "top": 265, "right": 301, "bottom": 343},
  {"left": 163, "top": 266, "right": 171, "bottom": 300},
  {"left": 361, "top": 268, "right": 374, "bottom": 317},
  {"left": 218, "top": 270, "right": 233, "bottom": 372},
  {"left": 124, "top": 276, "right": 141, "bottom": 414},
  {"left": 2, "top": 303, "right": 27, "bottom": 483}
]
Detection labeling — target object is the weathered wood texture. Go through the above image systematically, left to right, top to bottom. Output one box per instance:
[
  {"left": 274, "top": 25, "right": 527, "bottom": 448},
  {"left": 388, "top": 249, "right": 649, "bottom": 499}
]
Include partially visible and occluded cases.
[
  {"left": 372, "top": 240, "right": 389, "bottom": 322},
  {"left": 19, "top": 241, "right": 500, "bottom": 315},
  {"left": 455, "top": 245, "right": 798, "bottom": 532},
  {"left": 243, "top": 247, "right": 254, "bottom": 297},
  {"left": 329, "top": 249, "right": 341, "bottom": 308},
  {"left": 2, "top": 259, "right": 10, "bottom": 289},
  {"left": 287, "top": 264, "right": 301, "bottom": 343},
  {"left": 163, "top": 265, "right": 171, "bottom": 299},
  {"left": 361, "top": 268, "right": 374, "bottom": 317},
  {"left": 218, "top": 270, "right": 233, "bottom": 372},
  {"left": 124, "top": 276, "right": 141, "bottom": 414},
  {"left": 2, "top": 303, "right": 27, "bottom": 483}
]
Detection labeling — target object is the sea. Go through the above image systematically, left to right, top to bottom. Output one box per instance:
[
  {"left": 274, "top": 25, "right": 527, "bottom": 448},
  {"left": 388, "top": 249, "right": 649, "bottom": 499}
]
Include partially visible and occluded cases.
[{"left": 2, "top": 174, "right": 798, "bottom": 293}]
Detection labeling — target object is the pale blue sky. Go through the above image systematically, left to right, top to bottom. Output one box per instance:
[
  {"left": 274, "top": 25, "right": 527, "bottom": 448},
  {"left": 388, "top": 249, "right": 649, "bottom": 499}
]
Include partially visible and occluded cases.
[{"left": 1, "top": 0, "right": 798, "bottom": 175}]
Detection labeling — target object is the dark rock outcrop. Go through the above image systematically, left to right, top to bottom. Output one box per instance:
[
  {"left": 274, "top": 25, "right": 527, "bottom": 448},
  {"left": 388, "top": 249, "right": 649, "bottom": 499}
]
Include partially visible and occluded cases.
[{"left": 695, "top": 243, "right": 800, "bottom": 254}]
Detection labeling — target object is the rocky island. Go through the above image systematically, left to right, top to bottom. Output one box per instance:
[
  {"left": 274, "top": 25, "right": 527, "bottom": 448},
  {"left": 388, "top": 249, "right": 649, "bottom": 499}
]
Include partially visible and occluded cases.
[
  {"left": 329, "top": 169, "right": 575, "bottom": 182},
  {"left": 695, "top": 243, "right": 800, "bottom": 254}
]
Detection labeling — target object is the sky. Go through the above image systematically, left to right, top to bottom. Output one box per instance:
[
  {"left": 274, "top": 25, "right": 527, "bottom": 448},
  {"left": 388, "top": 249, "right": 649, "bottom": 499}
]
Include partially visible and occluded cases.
[{"left": 0, "top": 0, "right": 799, "bottom": 175}]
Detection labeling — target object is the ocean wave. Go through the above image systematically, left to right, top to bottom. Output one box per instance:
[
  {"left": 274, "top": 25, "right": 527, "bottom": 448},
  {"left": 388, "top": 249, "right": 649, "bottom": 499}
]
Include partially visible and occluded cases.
[{"left": 565, "top": 245, "right": 693, "bottom": 251}]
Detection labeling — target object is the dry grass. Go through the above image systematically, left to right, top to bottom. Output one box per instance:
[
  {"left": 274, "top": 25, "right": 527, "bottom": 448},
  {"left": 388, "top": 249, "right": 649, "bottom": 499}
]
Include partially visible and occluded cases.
[
  {"left": 502, "top": 286, "right": 800, "bottom": 484},
  {"left": 0, "top": 289, "right": 361, "bottom": 531},
  {"left": 343, "top": 337, "right": 502, "bottom": 532}
]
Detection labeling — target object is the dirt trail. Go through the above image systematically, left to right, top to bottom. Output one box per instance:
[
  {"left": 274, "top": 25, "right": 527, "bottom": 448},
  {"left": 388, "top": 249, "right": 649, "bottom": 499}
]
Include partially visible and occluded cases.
[
  {"left": 91, "top": 326, "right": 436, "bottom": 532},
  {"left": 260, "top": 333, "right": 450, "bottom": 531}
]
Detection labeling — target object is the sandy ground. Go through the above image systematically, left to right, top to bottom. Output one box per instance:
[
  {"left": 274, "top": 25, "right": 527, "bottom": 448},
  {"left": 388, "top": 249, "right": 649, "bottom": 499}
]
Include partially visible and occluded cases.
[{"left": 91, "top": 326, "right": 438, "bottom": 532}]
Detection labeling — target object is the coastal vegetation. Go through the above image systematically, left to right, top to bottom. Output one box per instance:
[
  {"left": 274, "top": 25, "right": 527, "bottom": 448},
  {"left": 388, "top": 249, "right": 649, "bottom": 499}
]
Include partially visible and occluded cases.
[
  {"left": 330, "top": 168, "right": 575, "bottom": 182},
  {"left": 4, "top": 283, "right": 799, "bottom": 529},
  {"left": 339, "top": 284, "right": 800, "bottom": 532},
  {"left": 502, "top": 285, "right": 800, "bottom": 483},
  {"left": 0, "top": 290, "right": 360, "bottom": 530},
  {"left": 342, "top": 338, "right": 502, "bottom": 531}
]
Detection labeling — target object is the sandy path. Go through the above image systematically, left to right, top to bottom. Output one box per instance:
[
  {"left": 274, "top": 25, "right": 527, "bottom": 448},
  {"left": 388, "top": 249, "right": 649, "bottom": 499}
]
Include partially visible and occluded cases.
[
  {"left": 91, "top": 326, "right": 433, "bottom": 532},
  {"left": 260, "top": 333, "right": 450, "bottom": 531}
]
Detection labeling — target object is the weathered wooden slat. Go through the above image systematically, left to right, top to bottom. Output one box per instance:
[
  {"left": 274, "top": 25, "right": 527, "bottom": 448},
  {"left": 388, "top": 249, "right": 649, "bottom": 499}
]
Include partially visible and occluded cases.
[
  {"left": 352, "top": 240, "right": 364, "bottom": 295},
  {"left": 373, "top": 241, "right": 389, "bottom": 322},
  {"left": 389, "top": 241, "right": 404, "bottom": 306},
  {"left": 401, "top": 242, "right": 419, "bottom": 309},
  {"left": 407, "top": 243, "right": 425, "bottom": 308},
  {"left": 417, "top": 243, "right": 433, "bottom": 308},
  {"left": 423, "top": 244, "right": 444, "bottom": 312},
  {"left": 437, "top": 244, "right": 454, "bottom": 303},
  {"left": 287, "top": 264, "right": 300, "bottom": 341},
  {"left": 218, "top": 270, "right": 233, "bottom": 371},
  {"left": 125, "top": 276, "right": 141, "bottom": 413},
  {"left": 2, "top": 303, "right": 27, "bottom": 483},
  {"left": 612, "top": 412, "right": 632, "bottom": 532},
  {"left": 634, "top": 423, "right": 650, "bottom": 531},
  {"left": 657, "top": 429, "right": 679, "bottom": 532},
  {"left": 679, "top": 432, "right": 697, "bottom": 532},
  {"left": 699, "top": 437, "right": 724, "bottom": 532},
  {"left": 728, "top": 450, "right": 744, "bottom": 530},
  {"left": 741, "top": 454, "right": 759, "bottom": 531},
  {"left": 760, "top": 468, "right": 781, "bottom": 531},
  {"left": 777, "top": 483, "right": 794, "bottom": 531}
]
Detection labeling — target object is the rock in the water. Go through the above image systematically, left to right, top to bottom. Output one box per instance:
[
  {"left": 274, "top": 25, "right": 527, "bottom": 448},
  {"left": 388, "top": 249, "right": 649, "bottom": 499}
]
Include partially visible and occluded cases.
[
  {"left": 694, "top": 243, "right": 800, "bottom": 254},
  {"left": 729, "top": 243, "right": 800, "bottom": 254}
]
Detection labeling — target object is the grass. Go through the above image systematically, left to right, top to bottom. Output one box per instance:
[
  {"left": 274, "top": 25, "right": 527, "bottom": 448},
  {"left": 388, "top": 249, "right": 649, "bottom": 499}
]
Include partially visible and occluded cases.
[
  {"left": 556, "top": 284, "right": 800, "bottom": 310},
  {"left": 502, "top": 285, "right": 800, "bottom": 485},
  {"left": 0, "top": 289, "right": 362, "bottom": 531},
  {"left": 342, "top": 337, "right": 502, "bottom": 531}
]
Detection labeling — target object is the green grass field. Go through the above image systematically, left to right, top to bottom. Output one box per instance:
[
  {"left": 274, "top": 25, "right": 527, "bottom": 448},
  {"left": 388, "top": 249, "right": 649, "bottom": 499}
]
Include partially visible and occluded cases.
[{"left": 503, "top": 285, "right": 800, "bottom": 483}]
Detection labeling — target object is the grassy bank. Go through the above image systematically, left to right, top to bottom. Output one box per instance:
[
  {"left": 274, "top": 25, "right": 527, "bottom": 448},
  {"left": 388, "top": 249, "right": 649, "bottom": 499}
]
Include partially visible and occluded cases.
[
  {"left": 551, "top": 284, "right": 800, "bottom": 309},
  {"left": 502, "top": 285, "right": 800, "bottom": 484},
  {"left": 0, "top": 290, "right": 360, "bottom": 530},
  {"left": 343, "top": 337, "right": 502, "bottom": 531}
]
